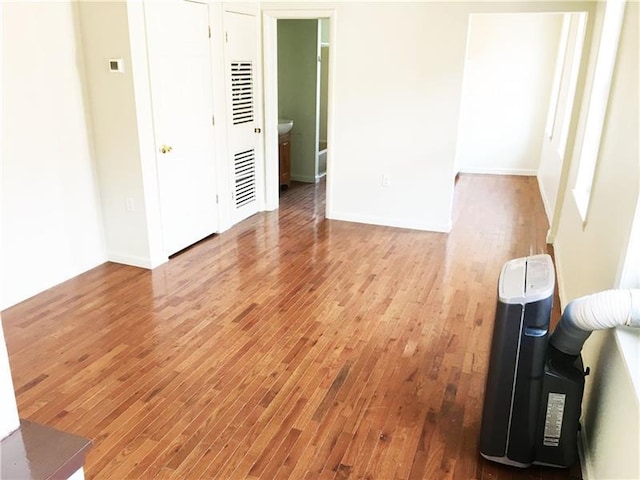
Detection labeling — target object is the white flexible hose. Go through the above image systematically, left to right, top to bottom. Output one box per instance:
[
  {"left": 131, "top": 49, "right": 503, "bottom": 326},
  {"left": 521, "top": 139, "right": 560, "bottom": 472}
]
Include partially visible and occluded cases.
[{"left": 550, "top": 289, "right": 640, "bottom": 355}]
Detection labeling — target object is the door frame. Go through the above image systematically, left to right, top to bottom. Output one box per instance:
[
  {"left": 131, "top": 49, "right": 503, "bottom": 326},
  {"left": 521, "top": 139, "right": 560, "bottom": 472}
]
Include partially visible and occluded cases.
[{"left": 262, "top": 8, "right": 337, "bottom": 214}]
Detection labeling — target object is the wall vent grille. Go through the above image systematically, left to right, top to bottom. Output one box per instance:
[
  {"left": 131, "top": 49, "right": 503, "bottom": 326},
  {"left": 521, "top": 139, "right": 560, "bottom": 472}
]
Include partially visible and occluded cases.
[
  {"left": 231, "top": 62, "right": 254, "bottom": 125},
  {"left": 234, "top": 148, "right": 256, "bottom": 207}
]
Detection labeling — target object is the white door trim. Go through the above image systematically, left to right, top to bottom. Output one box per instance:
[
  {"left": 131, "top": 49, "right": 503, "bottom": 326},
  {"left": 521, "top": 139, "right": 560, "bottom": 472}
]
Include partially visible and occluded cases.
[
  {"left": 208, "top": 3, "right": 233, "bottom": 232},
  {"left": 262, "top": 8, "right": 337, "bottom": 215}
]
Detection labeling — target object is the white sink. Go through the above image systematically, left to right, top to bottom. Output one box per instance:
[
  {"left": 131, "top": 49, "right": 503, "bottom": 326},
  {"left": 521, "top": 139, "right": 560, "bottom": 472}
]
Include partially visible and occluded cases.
[{"left": 278, "top": 119, "right": 293, "bottom": 135}]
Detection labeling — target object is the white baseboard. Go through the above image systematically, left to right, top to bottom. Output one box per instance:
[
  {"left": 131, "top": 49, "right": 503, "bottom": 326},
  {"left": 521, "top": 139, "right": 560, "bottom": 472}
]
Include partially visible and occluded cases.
[
  {"left": 458, "top": 167, "right": 538, "bottom": 176},
  {"left": 535, "top": 174, "right": 556, "bottom": 244},
  {"left": 536, "top": 174, "right": 555, "bottom": 228},
  {"left": 327, "top": 211, "right": 451, "bottom": 233},
  {"left": 107, "top": 252, "right": 167, "bottom": 270},
  {"left": 578, "top": 425, "right": 594, "bottom": 480}
]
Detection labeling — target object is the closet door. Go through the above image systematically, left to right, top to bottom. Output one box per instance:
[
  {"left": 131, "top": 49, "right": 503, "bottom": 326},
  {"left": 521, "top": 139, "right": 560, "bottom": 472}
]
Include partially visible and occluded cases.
[
  {"left": 145, "top": 0, "right": 219, "bottom": 256},
  {"left": 223, "top": 8, "right": 263, "bottom": 224}
]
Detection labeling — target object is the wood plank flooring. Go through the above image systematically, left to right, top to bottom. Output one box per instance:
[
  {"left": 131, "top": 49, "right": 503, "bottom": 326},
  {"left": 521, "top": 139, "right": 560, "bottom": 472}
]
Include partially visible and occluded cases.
[{"left": 2, "top": 175, "right": 582, "bottom": 479}]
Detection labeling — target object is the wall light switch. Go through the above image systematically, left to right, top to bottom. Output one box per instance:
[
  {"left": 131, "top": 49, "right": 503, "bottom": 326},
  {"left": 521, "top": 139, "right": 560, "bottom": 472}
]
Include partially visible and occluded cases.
[
  {"left": 109, "top": 58, "right": 125, "bottom": 73},
  {"left": 382, "top": 174, "right": 391, "bottom": 188}
]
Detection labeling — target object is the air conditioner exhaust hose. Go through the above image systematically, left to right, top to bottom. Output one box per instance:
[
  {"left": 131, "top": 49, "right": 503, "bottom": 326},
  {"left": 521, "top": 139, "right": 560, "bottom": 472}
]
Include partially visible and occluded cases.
[{"left": 550, "top": 289, "right": 640, "bottom": 356}]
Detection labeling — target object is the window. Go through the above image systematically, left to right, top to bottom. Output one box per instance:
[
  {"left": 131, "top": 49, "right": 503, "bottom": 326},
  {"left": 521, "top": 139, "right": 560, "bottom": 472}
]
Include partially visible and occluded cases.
[
  {"left": 573, "top": 0, "right": 626, "bottom": 221},
  {"left": 545, "top": 14, "right": 570, "bottom": 140}
]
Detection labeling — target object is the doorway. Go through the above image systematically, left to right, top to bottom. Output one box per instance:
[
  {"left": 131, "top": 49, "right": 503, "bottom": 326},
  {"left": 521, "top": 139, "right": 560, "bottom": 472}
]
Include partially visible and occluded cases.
[
  {"left": 262, "top": 9, "right": 336, "bottom": 216},
  {"left": 453, "top": 12, "right": 586, "bottom": 234},
  {"left": 277, "top": 19, "right": 328, "bottom": 189}
]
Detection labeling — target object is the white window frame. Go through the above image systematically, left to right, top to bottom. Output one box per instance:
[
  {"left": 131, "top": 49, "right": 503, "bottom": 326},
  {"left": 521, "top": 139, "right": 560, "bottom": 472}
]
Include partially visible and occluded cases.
[
  {"left": 572, "top": 0, "right": 626, "bottom": 222},
  {"left": 544, "top": 13, "right": 571, "bottom": 141}
]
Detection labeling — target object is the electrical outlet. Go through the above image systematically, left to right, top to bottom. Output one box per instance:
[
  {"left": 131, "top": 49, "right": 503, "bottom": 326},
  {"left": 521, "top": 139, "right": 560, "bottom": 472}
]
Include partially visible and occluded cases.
[
  {"left": 382, "top": 174, "right": 391, "bottom": 188},
  {"left": 125, "top": 197, "right": 135, "bottom": 212}
]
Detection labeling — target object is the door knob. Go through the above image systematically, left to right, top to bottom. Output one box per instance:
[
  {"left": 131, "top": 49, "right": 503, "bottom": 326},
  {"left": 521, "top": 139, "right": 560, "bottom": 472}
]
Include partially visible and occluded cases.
[{"left": 160, "top": 144, "right": 173, "bottom": 154}]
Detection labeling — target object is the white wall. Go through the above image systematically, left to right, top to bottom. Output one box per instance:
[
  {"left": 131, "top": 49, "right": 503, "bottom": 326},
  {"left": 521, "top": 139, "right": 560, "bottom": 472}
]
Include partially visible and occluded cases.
[
  {"left": 77, "top": 1, "right": 165, "bottom": 269},
  {"left": 553, "top": 1, "right": 639, "bottom": 478},
  {"left": 0, "top": 2, "right": 21, "bottom": 440},
  {"left": 1, "top": 2, "right": 106, "bottom": 309},
  {"left": 327, "top": 2, "right": 468, "bottom": 231},
  {"left": 456, "top": 13, "right": 563, "bottom": 176},
  {"left": 278, "top": 19, "right": 319, "bottom": 183},
  {"left": 0, "top": 319, "right": 19, "bottom": 440},
  {"left": 579, "top": 330, "right": 639, "bottom": 480}
]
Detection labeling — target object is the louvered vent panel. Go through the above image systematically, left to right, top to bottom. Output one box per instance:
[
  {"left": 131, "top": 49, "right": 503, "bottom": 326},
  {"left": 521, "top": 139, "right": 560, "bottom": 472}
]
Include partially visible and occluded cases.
[
  {"left": 231, "top": 62, "right": 254, "bottom": 125},
  {"left": 234, "top": 149, "right": 256, "bottom": 208}
]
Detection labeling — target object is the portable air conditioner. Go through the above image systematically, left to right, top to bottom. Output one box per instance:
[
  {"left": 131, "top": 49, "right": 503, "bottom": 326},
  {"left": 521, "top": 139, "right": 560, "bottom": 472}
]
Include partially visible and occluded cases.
[{"left": 479, "top": 254, "right": 585, "bottom": 468}]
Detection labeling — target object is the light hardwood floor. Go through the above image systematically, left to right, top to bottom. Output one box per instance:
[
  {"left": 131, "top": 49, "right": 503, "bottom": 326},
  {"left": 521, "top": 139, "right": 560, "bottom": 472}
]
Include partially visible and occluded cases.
[{"left": 3, "top": 175, "right": 582, "bottom": 479}]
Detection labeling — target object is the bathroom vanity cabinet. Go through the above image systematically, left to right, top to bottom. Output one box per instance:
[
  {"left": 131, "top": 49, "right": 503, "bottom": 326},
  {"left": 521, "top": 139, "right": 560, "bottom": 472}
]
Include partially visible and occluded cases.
[{"left": 279, "top": 131, "right": 291, "bottom": 188}]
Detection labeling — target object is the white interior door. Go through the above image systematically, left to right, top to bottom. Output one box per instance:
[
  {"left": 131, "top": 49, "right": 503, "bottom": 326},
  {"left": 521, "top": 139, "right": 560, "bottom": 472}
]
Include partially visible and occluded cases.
[
  {"left": 145, "top": 0, "right": 218, "bottom": 256},
  {"left": 223, "top": 9, "right": 262, "bottom": 224}
]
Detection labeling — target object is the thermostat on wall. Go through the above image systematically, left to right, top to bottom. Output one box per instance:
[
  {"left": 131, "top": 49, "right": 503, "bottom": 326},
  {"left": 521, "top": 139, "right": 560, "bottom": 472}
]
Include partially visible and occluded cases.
[{"left": 108, "top": 58, "right": 125, "bottom": 73}]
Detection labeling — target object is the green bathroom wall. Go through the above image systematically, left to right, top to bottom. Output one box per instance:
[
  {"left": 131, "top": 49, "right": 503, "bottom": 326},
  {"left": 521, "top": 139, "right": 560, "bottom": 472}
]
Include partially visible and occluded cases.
[{"left": 277, "top": 19, "right": 318, "bottom": 183}]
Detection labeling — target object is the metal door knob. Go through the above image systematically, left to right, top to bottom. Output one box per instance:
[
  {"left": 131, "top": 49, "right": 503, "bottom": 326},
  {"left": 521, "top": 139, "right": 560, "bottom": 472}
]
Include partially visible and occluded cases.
[{"left": 160, "top": 144, "right": 173, "bottom": 154}]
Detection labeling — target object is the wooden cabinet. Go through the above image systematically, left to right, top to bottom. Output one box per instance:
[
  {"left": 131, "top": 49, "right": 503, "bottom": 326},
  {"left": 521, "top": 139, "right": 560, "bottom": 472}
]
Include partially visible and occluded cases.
[{"left": 278, "top": 131, "right": 291, "bottom": 188}]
